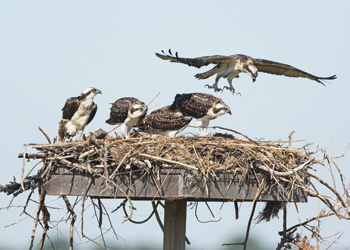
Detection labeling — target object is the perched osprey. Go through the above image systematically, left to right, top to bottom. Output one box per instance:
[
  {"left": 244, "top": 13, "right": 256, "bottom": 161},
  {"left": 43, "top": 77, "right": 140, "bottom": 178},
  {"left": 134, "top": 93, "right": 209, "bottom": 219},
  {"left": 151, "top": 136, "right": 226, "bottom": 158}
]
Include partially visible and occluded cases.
[
  {"left": 156, "top": 50, "right": 337, "bottom": 95},
  {"left": 58, "top": 87, "right": 102, "bottom": 142},
  {"left": 171, "top": 93, "right": 231, "bottom": 136},
  {"left": 106, "top": 97, "right": 148, "bottom": 138},
  {"left": 135, "top": 105, "right": 192, "bottom": 137}
]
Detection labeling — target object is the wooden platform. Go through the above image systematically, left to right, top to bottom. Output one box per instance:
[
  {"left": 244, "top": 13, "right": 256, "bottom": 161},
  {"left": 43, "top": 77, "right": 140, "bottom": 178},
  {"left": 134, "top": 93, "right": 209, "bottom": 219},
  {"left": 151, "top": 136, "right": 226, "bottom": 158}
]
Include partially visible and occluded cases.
[{"left": 44, "top": 166, "right": 307, "bottom": 202}]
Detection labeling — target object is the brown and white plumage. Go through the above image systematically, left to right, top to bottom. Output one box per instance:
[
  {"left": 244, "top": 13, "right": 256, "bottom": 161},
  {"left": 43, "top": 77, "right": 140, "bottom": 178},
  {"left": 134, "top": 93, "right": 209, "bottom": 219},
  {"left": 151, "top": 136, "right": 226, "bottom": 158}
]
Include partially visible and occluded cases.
[
  {"left": 156, "top": 50, "right": 337, "bottom": 95},
  {"left": 58, "top": 87, "right": 102, "bottom": 142},
  {"left": 171, "top": 93, "right": 231, "bottom": 136},
  {"left": 106, "top": 97, "right": 148, "bottom": 138},
  {"left": 135, "top": 105, "right": 192, "bottom": 137}
]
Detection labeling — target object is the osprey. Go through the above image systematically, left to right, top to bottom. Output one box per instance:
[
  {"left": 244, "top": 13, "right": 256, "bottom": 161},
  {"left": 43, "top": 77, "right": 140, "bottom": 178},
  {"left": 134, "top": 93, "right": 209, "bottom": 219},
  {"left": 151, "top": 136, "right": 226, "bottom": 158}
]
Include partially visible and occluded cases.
[
  {"left": 156, "top": 50, "right": 337, "bottom": 95},
  {"left": 58, "top": 87, "right": 102, "bottom": 142},
  {"left": 171, "top": 93, "right": 231, "bottom": 136},
  {"left": 106, "top": 97, "right": 148, "bottom": 138},
  {"left": 136, "top": 105, "right": 192, "bottom": 137}
]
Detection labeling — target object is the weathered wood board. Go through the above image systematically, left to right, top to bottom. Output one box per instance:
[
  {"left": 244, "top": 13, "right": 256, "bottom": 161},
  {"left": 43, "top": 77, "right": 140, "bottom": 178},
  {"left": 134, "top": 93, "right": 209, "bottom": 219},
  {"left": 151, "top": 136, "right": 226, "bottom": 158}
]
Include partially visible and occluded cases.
[{"left": 44, "top": 166, "right": 307, "bottom": 202}]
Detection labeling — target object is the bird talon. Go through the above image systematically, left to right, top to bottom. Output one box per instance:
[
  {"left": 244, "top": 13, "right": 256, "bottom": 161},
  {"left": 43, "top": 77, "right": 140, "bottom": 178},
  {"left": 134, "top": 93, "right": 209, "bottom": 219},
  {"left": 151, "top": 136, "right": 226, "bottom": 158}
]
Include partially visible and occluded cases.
[{"left": 205, "top": 84, "right": 222, "bottom": 92}]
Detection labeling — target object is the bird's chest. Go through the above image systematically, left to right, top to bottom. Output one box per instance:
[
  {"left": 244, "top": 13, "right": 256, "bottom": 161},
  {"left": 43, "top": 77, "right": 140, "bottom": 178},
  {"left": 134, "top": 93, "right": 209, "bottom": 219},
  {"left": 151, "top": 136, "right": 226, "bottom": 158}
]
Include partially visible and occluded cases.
[{"left": 71, "top": 105, "right": 92, "bottom": 126}]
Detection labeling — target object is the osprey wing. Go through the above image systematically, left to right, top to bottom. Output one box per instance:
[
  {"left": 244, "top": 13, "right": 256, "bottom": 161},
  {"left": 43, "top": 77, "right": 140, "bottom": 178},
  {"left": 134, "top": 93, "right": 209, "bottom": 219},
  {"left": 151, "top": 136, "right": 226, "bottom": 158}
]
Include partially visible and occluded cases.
[
  {"left": 156, "top": 50, "right": 236, "bottom": 68},
  {"left": 253, "top": 58, "right": 336, "bottom": 85},
  {"left": 172, "top": 93, "right": 216, "bottom": 119},
  {"left": 62, "top": 97, "right": 80, "bottom": 120},
  {"left": 106, "top": 98, "right": 132, "bottom": 124},
  {"left": 87, "top": 102, "right": 97, "bottom": 125},
  {"left": 137, "top": 106, "right": 192, "bottom": 132}
]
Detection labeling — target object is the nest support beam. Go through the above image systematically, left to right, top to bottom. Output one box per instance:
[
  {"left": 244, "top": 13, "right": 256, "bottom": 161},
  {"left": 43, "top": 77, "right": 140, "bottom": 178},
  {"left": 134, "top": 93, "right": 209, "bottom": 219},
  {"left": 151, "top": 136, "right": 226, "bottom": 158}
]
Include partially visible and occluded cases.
[{"left": 163, "top": 199, "right": 187, "bottom": 250}]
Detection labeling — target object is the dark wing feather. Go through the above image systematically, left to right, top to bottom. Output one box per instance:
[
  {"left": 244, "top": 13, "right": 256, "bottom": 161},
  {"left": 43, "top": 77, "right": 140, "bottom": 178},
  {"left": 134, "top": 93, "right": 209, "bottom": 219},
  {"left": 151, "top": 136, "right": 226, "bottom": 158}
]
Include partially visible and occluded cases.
[
  {"left": 156, "top": 51, "right": 237, "bottom": 68},
  {"left": 253, "top": 58, "right": 337, "bottom": 85},
  {"left": 172, "top": 93, "right": 217, "bottom": 118},
  {"left": 62, "top": 97, "right": 80, "bottom": 120},
  {"left": 106, "top": 98, "right": 132, "bottom": 124},
  {"left": 87, "top": 103, "right": 97, "bottom": 125},
  {"left": 137, "top": 106, "right": 192, "bottom": 132}
]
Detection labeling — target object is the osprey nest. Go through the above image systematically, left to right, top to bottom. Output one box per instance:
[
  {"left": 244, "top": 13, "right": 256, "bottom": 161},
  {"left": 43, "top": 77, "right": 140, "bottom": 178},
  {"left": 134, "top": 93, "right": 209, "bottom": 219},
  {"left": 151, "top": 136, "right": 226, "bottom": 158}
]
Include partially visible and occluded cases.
[
  {"left": 7, "top": 126, "right": 350, "bottom": 250},
  {"left": 22, "top": 127, "right": 317, "bottom": 204}
]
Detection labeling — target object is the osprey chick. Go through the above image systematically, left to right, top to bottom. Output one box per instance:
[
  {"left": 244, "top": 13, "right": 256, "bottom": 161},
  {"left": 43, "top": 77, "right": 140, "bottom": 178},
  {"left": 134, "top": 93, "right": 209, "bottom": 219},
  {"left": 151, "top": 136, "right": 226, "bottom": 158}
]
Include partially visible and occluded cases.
[
  {"left": 156, "top": 50, "right": 337, "bottom": 95},
  {"left": 58, "top": 87, "right": 102, "bottom": 142},
  {"left": 171, "top": 93, "right": 231, "bottom": 136},
  {"left": 106, "top": 97, "right": 148, "bottom": 138},
  {"left": 135, "top": 105, "right": 192, "bottom": 137}
]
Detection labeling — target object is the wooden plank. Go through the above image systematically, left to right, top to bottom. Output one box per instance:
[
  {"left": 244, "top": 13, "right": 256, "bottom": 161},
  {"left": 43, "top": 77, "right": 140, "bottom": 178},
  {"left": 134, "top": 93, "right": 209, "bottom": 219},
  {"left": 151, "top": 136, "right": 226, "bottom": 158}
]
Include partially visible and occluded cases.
[
  {"left": 43, "top": 166, "right": 307, "bottom": 202},
  {"left": 163, "top": 200, "right": 187, "bottom": 250}
]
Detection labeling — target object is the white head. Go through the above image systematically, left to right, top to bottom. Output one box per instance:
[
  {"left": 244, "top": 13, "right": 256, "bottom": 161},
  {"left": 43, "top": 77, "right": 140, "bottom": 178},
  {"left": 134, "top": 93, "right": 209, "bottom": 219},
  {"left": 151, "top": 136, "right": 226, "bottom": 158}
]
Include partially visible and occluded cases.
[
  {"left": 244, "top": 63, "right": 258, "bottom": 82},
  {"left": 80, "top": 87, "right": 102, "bottom": 100},
  {"left": 211, "top": 102, "right": 232, "bottom": 119},
  {"left": 129, "top": 103, "right": 148, "bottom": 120}
]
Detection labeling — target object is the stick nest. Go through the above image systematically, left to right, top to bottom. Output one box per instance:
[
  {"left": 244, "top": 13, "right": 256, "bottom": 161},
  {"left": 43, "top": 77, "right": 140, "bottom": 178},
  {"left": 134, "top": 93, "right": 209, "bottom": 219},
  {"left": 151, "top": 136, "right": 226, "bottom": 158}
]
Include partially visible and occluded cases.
[{"left": 29, "top": 128, "right": 313, "bottom": 190}]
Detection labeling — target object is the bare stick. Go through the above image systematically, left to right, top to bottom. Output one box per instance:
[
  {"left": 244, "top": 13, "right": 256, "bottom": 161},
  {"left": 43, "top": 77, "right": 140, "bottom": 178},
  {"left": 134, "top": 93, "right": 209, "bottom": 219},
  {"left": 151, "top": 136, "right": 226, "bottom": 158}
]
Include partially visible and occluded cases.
[
  {"left": 147, "top": 92, "right": 161, "bottom": 106},
  {"left": 106, "top": 124, "right": 121, "bottom": 135},
  {"left": 38, "top": 126, "right": 52, "bottom": 144},
  {"left": 21, "top": 144, "right": 27, "bottom": 191},
  {"left": 18, "top": 153, "right": 45, "bottom": 159},
  {"left": 138, "top": 153, "right": 198, "bottom": 170},
  {"left": 257, "top": 158, "right": 313, "bottom": 177},
  {"left": 29, "top": 188, "right": 46, "bottom": 250},
  {"left": 62, "top": 195, "right": 76, "bottom": 250},
  {"left": 276, "top": 205, "right": 287, "bottom": 250}
]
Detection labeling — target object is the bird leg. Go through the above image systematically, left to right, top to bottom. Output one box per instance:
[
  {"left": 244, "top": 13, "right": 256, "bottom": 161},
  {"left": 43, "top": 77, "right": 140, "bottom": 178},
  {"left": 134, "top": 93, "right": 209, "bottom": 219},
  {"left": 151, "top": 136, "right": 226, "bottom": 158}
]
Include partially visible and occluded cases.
[
  {"left": 223, "top": 79, "right": 241, "bottom": 96},
  {"left": 204, "top": 82, "right": 223, "bottom": 92},
  {"left": 223, "top": 85, "right": 241, "bottom": 96},
  {"left": 196, "top": 120, "right": 210, "bottom": 136},
  {"left": 121, "top": 123, "right": 132, "bottom": 139},
  {"left": 76, "top": 130, "right": 83, "bottom": 141}
]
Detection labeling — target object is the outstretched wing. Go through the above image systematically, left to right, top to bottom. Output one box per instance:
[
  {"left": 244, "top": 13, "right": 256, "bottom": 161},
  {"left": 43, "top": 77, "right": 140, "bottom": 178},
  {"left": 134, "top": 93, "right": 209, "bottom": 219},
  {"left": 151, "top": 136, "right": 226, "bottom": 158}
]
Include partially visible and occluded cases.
[
  {"left": 155, "top": 49, "right": 237, "bottom": 68},
  {"left": 253, "top": 58, "right": 337, "bottom": 85},
  {"left": 62, "top": 97, "right": 80, "bottom": 120}
]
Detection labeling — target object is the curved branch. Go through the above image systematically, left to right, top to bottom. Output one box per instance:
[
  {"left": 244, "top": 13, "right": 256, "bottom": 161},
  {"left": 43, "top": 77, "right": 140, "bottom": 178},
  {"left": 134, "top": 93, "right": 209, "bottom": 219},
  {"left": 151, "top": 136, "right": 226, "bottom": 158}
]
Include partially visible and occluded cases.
[{"left": 257, "top": 158, "right": 313, "bottom": 177}]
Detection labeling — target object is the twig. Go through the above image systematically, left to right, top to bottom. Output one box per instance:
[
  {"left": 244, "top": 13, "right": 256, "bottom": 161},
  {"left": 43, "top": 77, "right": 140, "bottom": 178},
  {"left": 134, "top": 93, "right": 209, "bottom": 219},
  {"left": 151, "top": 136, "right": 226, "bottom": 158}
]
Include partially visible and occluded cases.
[
  {"left": 147, "top": 92, "right": 161, "bottom": 106},
  {"left": 106, "top": 124, "right": 121, "bottom": 135},
  {"left": 38, "top": 126, "right": 52, "bottom": 144},
  {"left": 21, "top": 144, "right": 27, "bottom": 191},
  {"left": 138, "top": 153, "right": 198, "bottom": 170},
  {"left": 257, "top": 158, "right": 313, "bottom": 177},
  {"left": 29, "top": 188, "right": 46, "bottom": 250},
  {"left": 62, "top": 195, "right": 76, "bottom": 250},
  {"left": 222, "top": 201, "right": 257, "bottom": 249},
  {"left": 276, "top": 205, "right": 288, "bottom": 250}
]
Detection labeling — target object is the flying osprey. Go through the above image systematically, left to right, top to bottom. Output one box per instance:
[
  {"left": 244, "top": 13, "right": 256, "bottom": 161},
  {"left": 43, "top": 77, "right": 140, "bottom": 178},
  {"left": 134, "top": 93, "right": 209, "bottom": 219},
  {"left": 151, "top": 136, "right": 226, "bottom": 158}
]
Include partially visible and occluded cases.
[
  {"left": 156, "top": 50, "right": 337, "bottom": 95},
  {"left": 58, "top": 87, "right": 102, "bottom": 142},
  {"left": 171, "top": 93, "right": 231, "bottom": 136},
  {"left": 106, "top": 97, "right": 148, "bottom": 138},
  {"left": 135, "top": 105, "right": 192, "bottom": 137}
]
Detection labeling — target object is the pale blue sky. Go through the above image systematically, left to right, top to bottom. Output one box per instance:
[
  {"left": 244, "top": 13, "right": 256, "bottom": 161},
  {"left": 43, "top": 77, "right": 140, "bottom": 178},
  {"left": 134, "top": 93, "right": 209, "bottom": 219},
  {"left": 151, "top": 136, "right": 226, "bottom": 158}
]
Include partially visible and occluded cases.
[{"left": 0, "top": 1, "right": 349, "bottom": 249}]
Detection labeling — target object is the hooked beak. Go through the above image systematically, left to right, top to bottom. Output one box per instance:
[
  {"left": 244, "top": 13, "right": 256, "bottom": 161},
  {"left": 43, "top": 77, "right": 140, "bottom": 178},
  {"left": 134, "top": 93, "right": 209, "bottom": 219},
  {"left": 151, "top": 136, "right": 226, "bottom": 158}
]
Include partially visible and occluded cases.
[
  {"left": 251, "top": 72, "right": 258, "bottom": 82},
  {"left": 96, "top": 89, "right": 102, "bottom": 95},
  {"left": 227, "top": 109, "right": 232, "bottom": 115}
]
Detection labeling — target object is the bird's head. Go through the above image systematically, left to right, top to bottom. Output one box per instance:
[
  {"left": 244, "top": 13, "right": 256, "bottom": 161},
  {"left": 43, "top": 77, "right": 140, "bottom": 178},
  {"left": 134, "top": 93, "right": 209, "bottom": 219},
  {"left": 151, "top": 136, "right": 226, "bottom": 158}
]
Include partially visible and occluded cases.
[
  {"left": 244, "top": 63, "right": 258, "bottom": 82},
  {"left": 80, "top": 87, "right": 102, "bottom": 100},
  {"left": 212, "top": 101, "right": 231, "bottom": 118},
  {"left": 129, "top": 102, "right": 148, "bottom": 120}
]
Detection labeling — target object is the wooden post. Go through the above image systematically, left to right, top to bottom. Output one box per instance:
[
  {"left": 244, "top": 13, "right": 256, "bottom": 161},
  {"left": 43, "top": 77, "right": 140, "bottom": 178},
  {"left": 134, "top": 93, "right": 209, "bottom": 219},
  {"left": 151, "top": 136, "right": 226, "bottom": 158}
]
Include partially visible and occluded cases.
[{"left": 163, "top": 199, "right": 187, "bottom": 250}]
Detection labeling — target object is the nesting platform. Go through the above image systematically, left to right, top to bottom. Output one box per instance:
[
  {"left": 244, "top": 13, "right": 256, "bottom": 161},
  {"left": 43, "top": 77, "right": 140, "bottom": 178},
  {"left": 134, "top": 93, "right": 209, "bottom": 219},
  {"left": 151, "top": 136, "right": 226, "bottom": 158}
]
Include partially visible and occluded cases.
[
  {"left": 26, "top": 131, "right": 313, "bottom": 250},
  {"left": 44, "top": 166, "right": 307, "bottom": 202}
]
